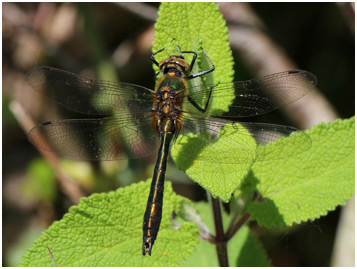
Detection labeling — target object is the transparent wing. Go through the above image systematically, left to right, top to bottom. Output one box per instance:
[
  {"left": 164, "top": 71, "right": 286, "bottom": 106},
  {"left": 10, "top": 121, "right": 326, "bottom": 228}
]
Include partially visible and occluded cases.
[
  {"left": 26, "top": 66, "right": 154, "bottom": 115},
  {"left": 27, "top": 67, "right": 313, "bottom": 163},
  {"left": 180, "top": 70, "right": 317, "bottom": 117},
  {"left": 28, "top": 114, "right": 159, "bottom": 161},
  {"left": 175, "top": 115, "right": 311, "bottom": 164}
]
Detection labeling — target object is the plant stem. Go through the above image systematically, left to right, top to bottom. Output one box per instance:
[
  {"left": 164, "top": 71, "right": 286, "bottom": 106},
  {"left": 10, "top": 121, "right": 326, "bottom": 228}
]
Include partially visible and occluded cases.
[
  {"left": 225, "top": 191, "right": 261, "bottom": 240},
  {"left": 209, "top": 194, "right": 229, "bottom": 267},
  {"left": 226, "top": 212, "right": 251, "bottom": 240}
]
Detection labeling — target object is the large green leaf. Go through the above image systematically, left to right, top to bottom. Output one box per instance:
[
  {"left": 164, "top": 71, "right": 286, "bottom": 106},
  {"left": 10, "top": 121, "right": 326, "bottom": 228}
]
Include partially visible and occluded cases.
[
  {"left": 248, "top": 117, "right": 355, "bottom": 227},
  {"left": 19, "top": 180, "right": 198, "bottom": 266}
]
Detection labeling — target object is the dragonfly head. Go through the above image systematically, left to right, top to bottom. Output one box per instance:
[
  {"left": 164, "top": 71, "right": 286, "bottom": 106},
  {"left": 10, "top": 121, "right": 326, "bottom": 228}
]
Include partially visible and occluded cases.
[{"left": 158, "top": 55, "right": 190, "bottom": 78}]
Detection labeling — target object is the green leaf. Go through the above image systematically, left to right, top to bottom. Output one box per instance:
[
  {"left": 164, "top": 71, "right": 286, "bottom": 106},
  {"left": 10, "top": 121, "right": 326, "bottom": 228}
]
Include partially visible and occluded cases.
[
  {"left": 153, "top": 2, "right": 234, "bottom": 114},
  {"left": 248, "top": 117, "right": 355, "bottom": 227},
  {"left": 172, "top": 123, "right": 256, "bottom": 202},
  {"left": 19, "top": 180, "right": 199, "bottom": 266},
  {"left": 179, "top": 202, "right": 271, "bottom": 266}
]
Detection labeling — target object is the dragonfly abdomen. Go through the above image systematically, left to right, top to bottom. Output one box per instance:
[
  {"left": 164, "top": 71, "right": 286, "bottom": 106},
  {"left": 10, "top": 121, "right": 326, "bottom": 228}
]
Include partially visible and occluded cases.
[{"left": 142, "top": 119, "right": 176, "bottom": 256}]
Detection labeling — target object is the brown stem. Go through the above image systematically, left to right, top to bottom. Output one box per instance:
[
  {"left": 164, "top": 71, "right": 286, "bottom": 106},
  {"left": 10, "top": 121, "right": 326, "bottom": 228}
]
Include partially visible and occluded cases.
[
  {"left": 210, "top": 195, "right": 229, "bottom": 267},
  {"left": 226, "top": 212, "right": 251, "bottom": 241}
]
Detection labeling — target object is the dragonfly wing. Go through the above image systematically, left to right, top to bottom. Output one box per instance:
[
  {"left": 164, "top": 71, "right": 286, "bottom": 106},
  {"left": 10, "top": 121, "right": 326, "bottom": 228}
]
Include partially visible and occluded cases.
[
  {"left": 26, "top": 66, "right": 154, "bottom": 115},
  {"left": 182, "top": 70, "right": 317, "bottom": 118},
  {"left": 28, "top": 115, "right": 158, "bottom": 161},
  {"left": 177, "top": 116, "right": 311, "bottom": 164},
  {"left": 176, "top": 117, "right": 257, "bottom": 164},
  {"left": 238, "top": 122, "right": 311, "bottom": 162}
]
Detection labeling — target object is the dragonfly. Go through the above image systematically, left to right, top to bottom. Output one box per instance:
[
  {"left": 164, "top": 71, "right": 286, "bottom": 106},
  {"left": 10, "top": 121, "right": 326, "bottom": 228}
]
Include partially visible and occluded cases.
[{"left": 26, "top": 47, "right": 317, "bottom": 256}]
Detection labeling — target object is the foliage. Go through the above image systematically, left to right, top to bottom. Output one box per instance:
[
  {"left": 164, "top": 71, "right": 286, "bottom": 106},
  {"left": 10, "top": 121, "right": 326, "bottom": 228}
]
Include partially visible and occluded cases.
[
  {"left": 20, "top": 3, "right": 355, "bottom": 267},
  {"left": 248, "top": 117, "right": 355, "bottom": 227},
  {"left": 20, "top": 180, "right": 198, "bottom": 266}
]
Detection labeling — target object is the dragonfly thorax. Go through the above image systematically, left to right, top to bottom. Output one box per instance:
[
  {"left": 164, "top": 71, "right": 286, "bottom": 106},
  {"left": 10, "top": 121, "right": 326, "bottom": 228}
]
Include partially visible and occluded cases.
[
  {"left": 151, "top": 81, "right": 185, "bottom": 138},
  {"left": 153, "top": 86, "right": 183, "bottom": 117}
]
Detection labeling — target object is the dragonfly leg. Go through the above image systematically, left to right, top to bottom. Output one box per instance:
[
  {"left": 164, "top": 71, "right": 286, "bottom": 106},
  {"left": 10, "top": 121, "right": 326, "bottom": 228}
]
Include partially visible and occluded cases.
[
  {"left": 151, "top": 47, "right": 166, "bottom": 67},
  {"left": 187, "top": 48, "right": 215, "bottom": 79},
  {"left": 181, "top": 50, "right": 197, "bottom": 73},
  {"left": 187, "top": 84, "right": 214, "bottom": 113}
]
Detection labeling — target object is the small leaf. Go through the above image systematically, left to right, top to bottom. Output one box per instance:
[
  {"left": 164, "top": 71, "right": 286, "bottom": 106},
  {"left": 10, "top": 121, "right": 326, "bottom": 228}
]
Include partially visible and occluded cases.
[
  {"left": 248, "top": 117, "right": 355, "bottom": 227},
  {"left": 172, "top": 123, "right": 256, "bottom": 202},
  {"left": 19, "top": 180, "right": 198, "bottom": 266},
  {"left": 179, "top": 202, "right": 271, "bottom": 266}
]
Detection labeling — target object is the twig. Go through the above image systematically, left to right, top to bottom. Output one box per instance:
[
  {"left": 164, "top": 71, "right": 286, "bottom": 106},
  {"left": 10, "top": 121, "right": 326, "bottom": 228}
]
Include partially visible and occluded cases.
[{"left": 226, "top": 212, "right": 251, "bottom": 241}]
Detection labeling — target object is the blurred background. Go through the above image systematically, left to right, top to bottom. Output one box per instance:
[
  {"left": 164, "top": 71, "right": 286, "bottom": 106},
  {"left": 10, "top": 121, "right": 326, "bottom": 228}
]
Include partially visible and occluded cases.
[{"left": 2, "top": 2, "right": 354, "bottom": 266}]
